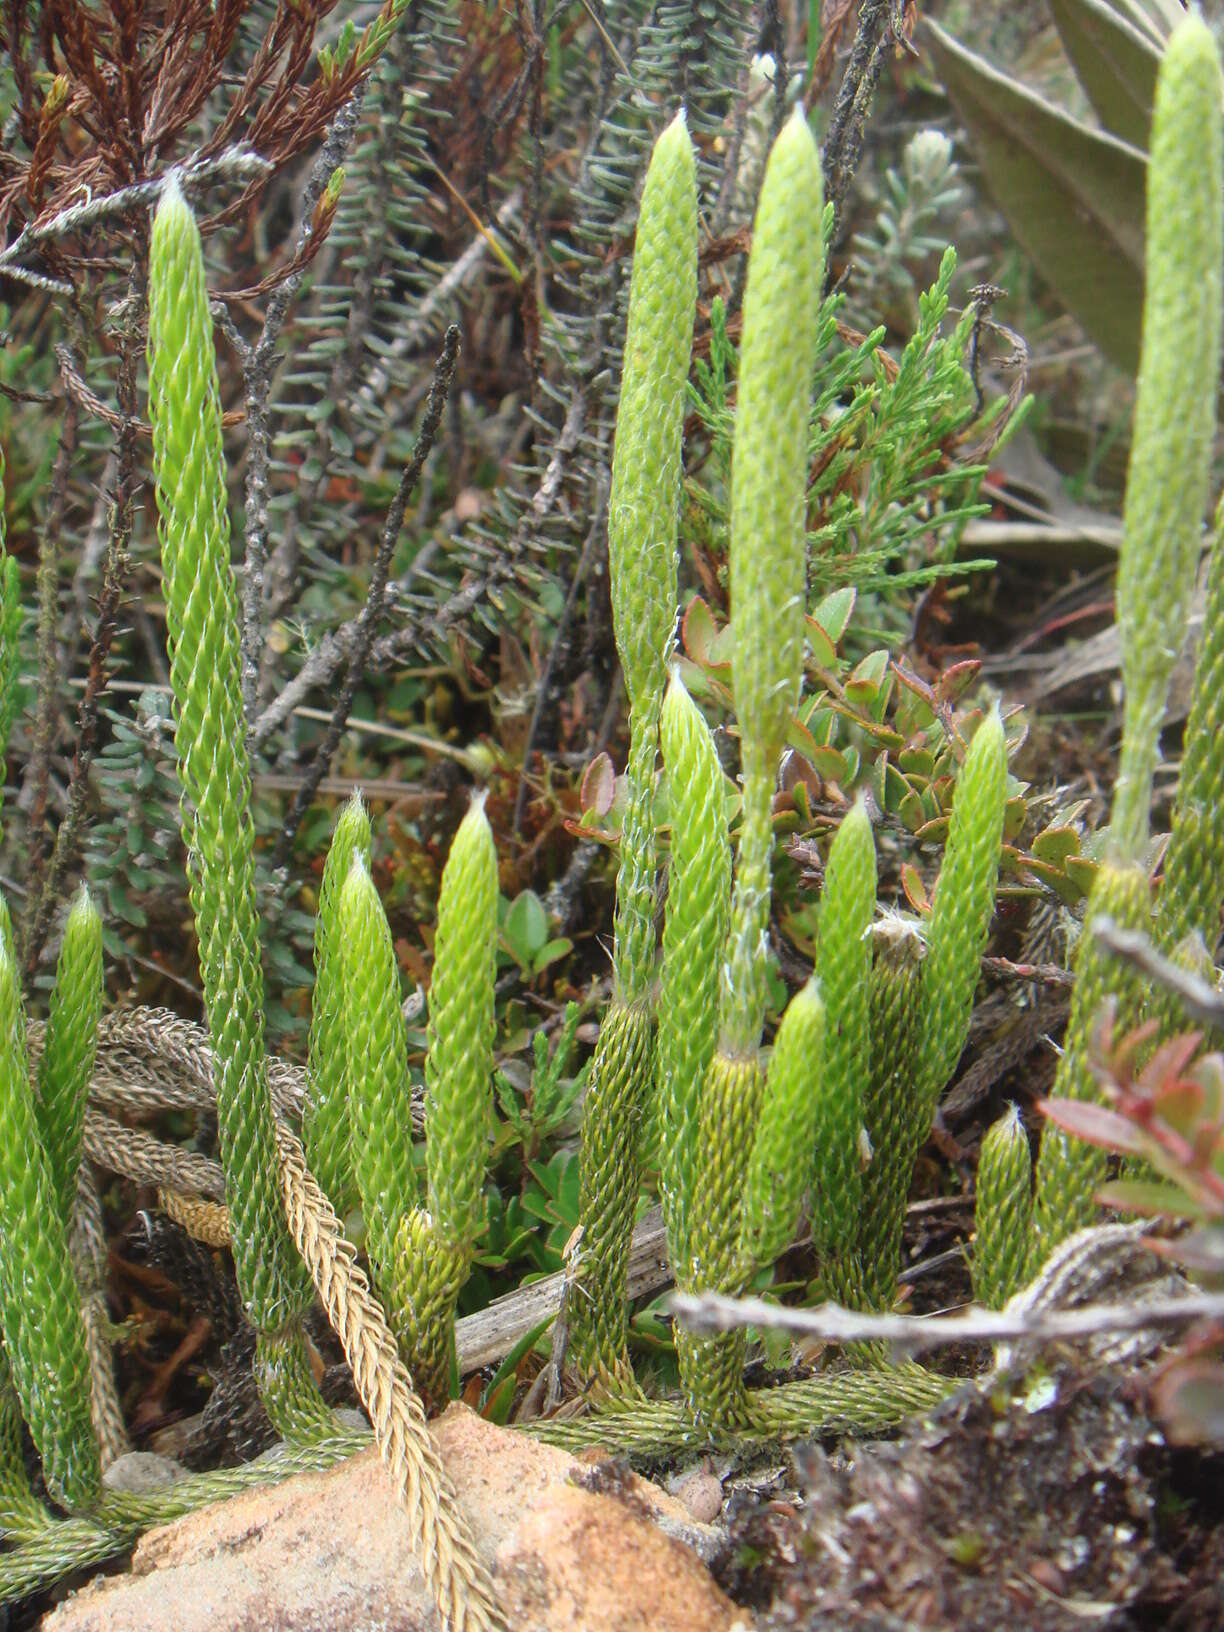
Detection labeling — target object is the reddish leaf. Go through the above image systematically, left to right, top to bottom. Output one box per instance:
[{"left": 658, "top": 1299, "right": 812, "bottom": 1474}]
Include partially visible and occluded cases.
[
  {"left": 681, "top": 596, "right": 733, "bottom": 673},
  {"left": 805, "top": 614, "right": 839, "bottom": 669},
  {"left": 934, "top": 659, "right": 981, "bottom": 705},
  {"left": 580, "top": 752, "right": 615, "bottom": 816},
  {"left": 901, "top": 862, "right": 930, "bottom": 915},
  {"left": 1144, "top": 1032, "right": 1207, "bottom": 1092},
  {"left": 1037, "top": 1096, "right": 1150, "bottom": 1157},
  {"left": 1098, "top": 1178, "right": 1204, "bottom": 1220},
  {"left": 1146, "top": 1225, "right": 1224, "bottom": 1274},
  {"left": 1152, "top": 1360, "right": 1224, "bottom": 1447}
]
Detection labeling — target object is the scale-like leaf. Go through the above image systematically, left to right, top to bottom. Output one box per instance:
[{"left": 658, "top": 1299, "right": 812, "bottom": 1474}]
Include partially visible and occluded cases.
[{"left": 924, "top": 16, "right": 1146, "bottom": 375}]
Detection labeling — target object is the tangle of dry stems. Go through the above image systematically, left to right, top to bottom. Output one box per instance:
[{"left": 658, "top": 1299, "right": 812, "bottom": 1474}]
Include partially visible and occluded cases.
[
  {"left": 34, "top": 1005, "right": 424, "bottom": 1130},
  {"left": 84, "top": 1107, "right": 227, "bottom": 1199},
  {"left": 274, "top": 1119, "right": 505, "bottom": 1632}
]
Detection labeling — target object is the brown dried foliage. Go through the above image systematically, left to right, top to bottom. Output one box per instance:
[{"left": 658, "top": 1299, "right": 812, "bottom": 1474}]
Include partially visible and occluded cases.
[{"left": 0, "top": 0, "right": 409, "bottom": 290}]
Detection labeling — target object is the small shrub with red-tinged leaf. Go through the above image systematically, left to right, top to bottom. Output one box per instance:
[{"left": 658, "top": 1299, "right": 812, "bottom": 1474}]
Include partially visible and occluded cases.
[{"left": 1041, "top": 1010, "right": 1224, "bottom": 1445}]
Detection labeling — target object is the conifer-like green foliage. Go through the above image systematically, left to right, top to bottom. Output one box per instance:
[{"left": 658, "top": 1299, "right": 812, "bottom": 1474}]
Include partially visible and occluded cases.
[
  {"left": 1111, "top": 13, "right": 1222, "bottom": 862},
  {"left": 567, "top": 113, "right": 698, "bottom": 1391},
  {"left": 147, "top": 176, "right": 314, "bottom": 1336},
  {"left": 687, "top": 243, "right": 1006, "bottom": 621},
  {"left": 657, "top": 670, "right": 730, "bottom": 1285},
  {"left": 919, "top": 708, "right": 1007, "bottom": 1105},
  {"left": 305, "top": 793, "right": 372, "bottom": 1213},
  {"left": 424, "top": 795, "right": 498, "bottom": 1254},
  {"left": 812, "top": 799, "right": 876, "bottom": 1256},
  {"left": 37, "top": 888, "right": 102, "bottom": 1226},
  {"left": 0, "top": 912, "right": 99, "bottom": 1511},
  {"left": 741, "top": 979, "right": 826, "bottom": 1271},
  {"left": 973, "top": 1105, "right": 1032, "bottom": 1310}
]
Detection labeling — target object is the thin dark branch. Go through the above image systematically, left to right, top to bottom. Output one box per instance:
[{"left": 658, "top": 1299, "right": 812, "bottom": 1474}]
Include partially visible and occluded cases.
[
  {"left": 759, "top": 0, "right": 788, "bottom": 153},
  {"left": 822, "top": 0, "right": 907, "bottom": 233},
  {"left": 225, "top": 90, "right": 365, "bottom": 730},
  {"left": 257, "top": 109, "right": 397, "bottom": 689},
  {"left": 23, "top": 270, "right": 142, "bottom": 975},
  {"left": 273, "top": 324, "right": 462, "bottom": 865},
  {"left": 20, "top": 355, "right": 80, "bottom": 957},
  {"left": 249, "top": 381, "right": 587, "bottom": 753},
  {"left": 513, "top": 466, "right": 609, "bottom": 835},
  {"left": 981, "top": 954, "right": 1075, "bottom": 989}
]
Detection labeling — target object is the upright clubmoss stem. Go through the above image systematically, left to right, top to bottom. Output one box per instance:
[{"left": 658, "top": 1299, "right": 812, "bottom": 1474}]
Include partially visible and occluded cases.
[
  {"left": 1111, "top": 14, "right": 1222, "bottom": 861},
  {"left": 1030, "top": 16, "right": 1222, "bottom": 1272},
  {"left": 606, "top": 108, "right": 700, "bottom": 1008},
  {"left": 680, "top": 108, "right": 824, "bottom": 1435},
  {"left": 720, "top": 108, "right": 825, "bottom": 1056},
  {"left": 565, "top": 113, "right": 698, "bottom": 1392},
  {"left": 147, "top": 177, "right": 317, "bottom": 1403},
  {"left": 1155, "top": 498, "right": 1224, "bottom": 963},
  {"left": 657, "top": 670, "right": 731, "bottom": 1286},
  {"left": 919, "top": 708, "right": 1007, "bottom": 1112},
  {"left": 305, "top": 793, "right": 371, "bottom": 1214},
  {"left": 397, "top": 794, "right": 498, "bottom": 1405},
  {"left": 424, "top": 795, "right": 498, "bottom": 1254},
  {"left": 812, "top": 798, "right": 876, "bottom": 1258},
  {"left": 339, "top": 854, "right": 417, "bottom": 1303},
  {"left": 37, "top": 887, "right": 103, "bottom": 1228},
  {"left": 0, "top": 914, "right": 99, "bottom": 1511},
  {"left": 855, "top": 915, "right": 925, "bottom": 1310},
  {"left": 740, "top": 978, "right": 826, "bottom": 1271},
  {"left": 973, "top": 1105, "right": 1032, "bottom": 1310}
]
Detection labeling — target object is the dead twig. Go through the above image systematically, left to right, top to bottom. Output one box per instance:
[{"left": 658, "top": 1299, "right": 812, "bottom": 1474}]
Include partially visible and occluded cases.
[
  {"left": 274, "top": 324, "right": 462, "bottom": 865},
  {"left": 1093, "top": 915, "right": 1224, "bottom": 1032},
  {"left": 668, "top": 1286, "right": 1224, "bottom": 1355}
]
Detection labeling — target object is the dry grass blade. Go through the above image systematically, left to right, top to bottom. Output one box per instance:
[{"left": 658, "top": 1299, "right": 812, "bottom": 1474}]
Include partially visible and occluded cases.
[{"left": 274, "top": 1120, "right": 505, "bottom": 1632}]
